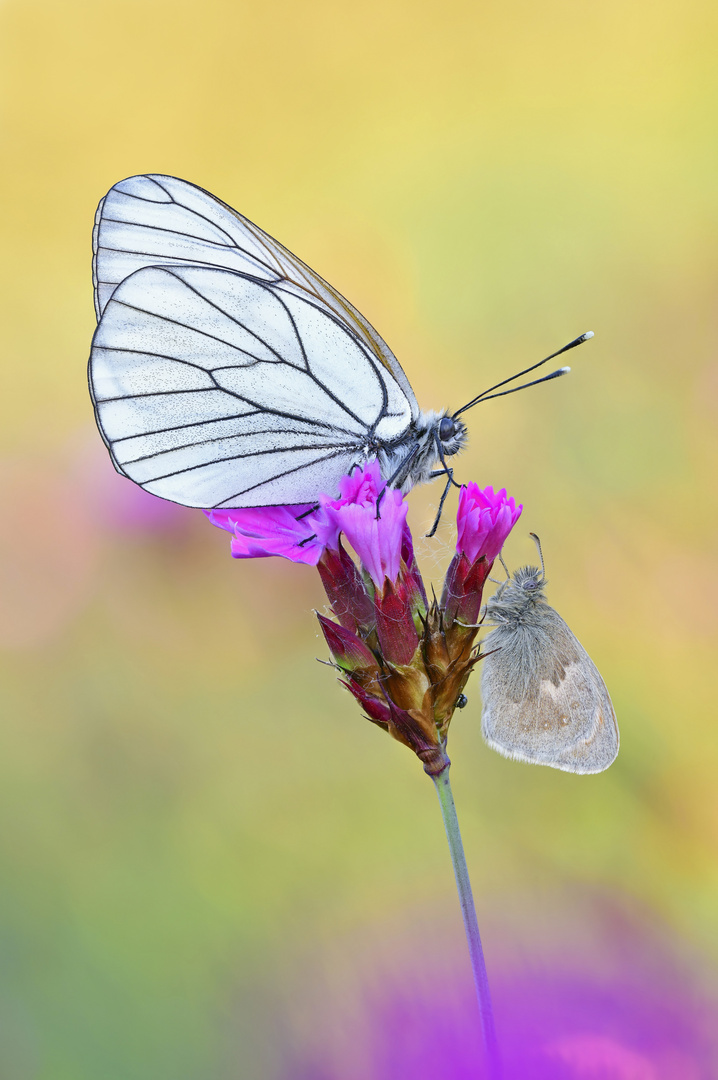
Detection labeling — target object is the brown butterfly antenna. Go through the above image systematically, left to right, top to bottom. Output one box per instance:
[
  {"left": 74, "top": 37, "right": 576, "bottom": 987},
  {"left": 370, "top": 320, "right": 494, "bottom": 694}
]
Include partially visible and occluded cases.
[{"left": 528, "top": 532, "right": 546, "bottom": 579}]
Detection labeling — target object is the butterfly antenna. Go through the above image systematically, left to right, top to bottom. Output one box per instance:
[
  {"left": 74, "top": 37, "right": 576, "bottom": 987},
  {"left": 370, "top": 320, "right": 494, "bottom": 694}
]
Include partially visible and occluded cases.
[
  {"left": 452, "top": 332, "right": 593, "bottom": 418},
  {"left": 529, "top": 532, "right": 546, "bottom": 579},
  {"left": 498, "top": 552, "right": 510, "bottom": 580}
]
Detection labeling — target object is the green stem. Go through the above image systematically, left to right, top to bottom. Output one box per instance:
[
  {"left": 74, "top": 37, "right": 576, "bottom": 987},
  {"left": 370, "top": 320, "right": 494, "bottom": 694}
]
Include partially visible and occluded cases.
[{"left": 432, "top": 764, "right": 501, "bottom": 1079}]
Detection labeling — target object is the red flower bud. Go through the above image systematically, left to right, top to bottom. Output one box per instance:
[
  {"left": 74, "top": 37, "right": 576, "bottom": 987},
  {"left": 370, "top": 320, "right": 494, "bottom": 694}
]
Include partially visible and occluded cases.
[
  {"left": 401, "top": 524, "right": 428, "bottom": 617},
  {"left": 317, "top": 542, "right": 375, "bottom": 636},
  {"left": 441, "top": 551, "right": 493, "bottom": 627},
  {"left": 374, "top": 577, "right": 420, "bottom": 666},
  {"left": 317, "top": 613, "right": 377, "bottom": 672},
  {"left": 340, "top": 678, "right": 391, "bottom": 728}
]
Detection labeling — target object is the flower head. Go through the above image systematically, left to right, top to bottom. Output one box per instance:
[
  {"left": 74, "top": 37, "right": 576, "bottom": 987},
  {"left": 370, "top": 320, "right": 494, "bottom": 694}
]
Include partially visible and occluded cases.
[
  {"left": 205, "top": 461, "right": 412, "bottom": 578},
  {"left": 323, "top": 462, "right": 408, "bottom": 589},
  {"left": 315, "top": 464, "right": 420, "bottom": 666},
  {"left": 207, "top": 466, "right": 522, "bottom": 775},
  {"left": 315, "top": 471, "right": 522, "bottom": 773},
  {"left": 457, "top": 483, "right": 522, "bottom": 564},
  {"left": 442, "top": 484, "right": 523, "bottom": 627}
]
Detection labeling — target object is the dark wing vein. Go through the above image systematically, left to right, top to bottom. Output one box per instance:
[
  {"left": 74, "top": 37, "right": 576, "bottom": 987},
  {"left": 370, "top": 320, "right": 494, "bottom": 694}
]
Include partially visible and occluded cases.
[
  {"left": 149, "top": 177, "right": 247, "bottom": 250},
  {"left": 100, "top": 216, "right": 278, "bottom": 276},
  {"left": 101, "top": 216, "right": 242, "bottom": 250},
  {"left": 162, "top": 269, "right": 294, "bottom": 366},
  {"left": 248, "top": 279, "right": 371, "bottom": 430},
  {"left": 275, "top": 284, "right": 389, "bottom": 422},
  {"left": 111, "top": 296, "right": 287, "bottom": 366},
  {"left": 94, "top": 344, "right": 225, "bottom": 374},
  {"left": 98, "top": 382, "right": 359, "bottom": 438},
  {"left": 100, "top": 387, "right": 219, "bottom": 402},
  {"left": 111, "top": 410, "right": 263, "bottom": 444},
  {"left": 123, "top": 426, "right": 343, "bottom": 465},
  {"left": 148, "top": 441, "right": 353, "bottom": 483},
  {"left": 215, "top": 448, "right": 350, "bottom": 507}
]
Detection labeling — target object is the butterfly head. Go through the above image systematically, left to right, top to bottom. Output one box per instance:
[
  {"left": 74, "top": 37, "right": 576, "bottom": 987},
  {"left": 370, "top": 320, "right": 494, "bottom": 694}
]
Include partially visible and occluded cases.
[
  {"left": 390, "top": 410, "right": 468, "bottom": 492},
  {"left": 436, "top": 413, "right": 467, "bottom": 457},
  {"left": 484, "top": 562, "right": 548, "bottom": 625},
  {"left": 512, "top": 565, "right": 547, "bottom": 596}
]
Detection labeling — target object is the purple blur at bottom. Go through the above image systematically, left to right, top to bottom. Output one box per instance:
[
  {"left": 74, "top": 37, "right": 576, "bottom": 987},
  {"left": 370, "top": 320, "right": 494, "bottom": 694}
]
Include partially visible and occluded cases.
[{"left": 287, "top": 965, "right": 716, "bottom": 1080}]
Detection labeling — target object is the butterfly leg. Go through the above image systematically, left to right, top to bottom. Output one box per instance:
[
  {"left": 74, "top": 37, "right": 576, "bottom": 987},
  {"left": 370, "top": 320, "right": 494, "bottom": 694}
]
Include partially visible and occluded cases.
[
  {"left": 425, "top": 432, "right": 462, "bottom": 537},
  {"left": 434, "top": 433, "right": 462, "bottom": 489},
  {"left": 375, "top": 444, "right": 421, "bottom": 519},
  {"left": 425, "top": 469, "right": 454, "bottom": 537}
]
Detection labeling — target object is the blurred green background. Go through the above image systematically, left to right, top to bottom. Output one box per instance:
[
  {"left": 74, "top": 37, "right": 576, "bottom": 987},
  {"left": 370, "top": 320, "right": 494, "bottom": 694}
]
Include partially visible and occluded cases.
[{"left": 1, "top": 0, "right": 718, "bottom": 1076}]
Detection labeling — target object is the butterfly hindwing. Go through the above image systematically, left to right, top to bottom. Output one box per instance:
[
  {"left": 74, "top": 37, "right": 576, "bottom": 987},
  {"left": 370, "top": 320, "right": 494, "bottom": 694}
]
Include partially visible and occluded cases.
[{"left": 89, "top": 263, "right": 413, "bottom": 507}]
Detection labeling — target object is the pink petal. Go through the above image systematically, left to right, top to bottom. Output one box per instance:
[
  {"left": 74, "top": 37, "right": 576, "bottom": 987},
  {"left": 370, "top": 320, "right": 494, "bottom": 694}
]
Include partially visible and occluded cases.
[
  {"left": 456, "top": 483, "right": 522, "bottom": 564},
  {"left": 205, "top": 505, "right": 329, "bottom": 566}
]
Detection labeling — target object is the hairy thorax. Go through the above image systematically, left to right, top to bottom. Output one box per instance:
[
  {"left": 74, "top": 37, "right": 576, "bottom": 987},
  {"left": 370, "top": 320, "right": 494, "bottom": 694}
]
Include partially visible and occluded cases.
[{"left": 374, "top": 409, "right": 468, "bottom": 492}]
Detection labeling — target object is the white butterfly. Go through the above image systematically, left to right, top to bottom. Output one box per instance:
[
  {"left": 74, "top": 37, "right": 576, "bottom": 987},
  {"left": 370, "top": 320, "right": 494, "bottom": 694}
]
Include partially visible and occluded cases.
[{"left": 89, "top": 174, "right": 585, "bottom": 519}]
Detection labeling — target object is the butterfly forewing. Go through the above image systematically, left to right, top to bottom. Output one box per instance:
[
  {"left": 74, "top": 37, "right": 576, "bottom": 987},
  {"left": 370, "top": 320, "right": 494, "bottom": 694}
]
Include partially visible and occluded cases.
[{"left": 92, "top": 174, "right": 419, "bottom": 415}]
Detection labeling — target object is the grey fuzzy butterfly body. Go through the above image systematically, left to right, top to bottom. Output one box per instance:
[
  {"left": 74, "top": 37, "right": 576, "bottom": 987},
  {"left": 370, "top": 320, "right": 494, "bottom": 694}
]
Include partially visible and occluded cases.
[{"left": 481, "top": 566, "right": 618, "bottom": 774}]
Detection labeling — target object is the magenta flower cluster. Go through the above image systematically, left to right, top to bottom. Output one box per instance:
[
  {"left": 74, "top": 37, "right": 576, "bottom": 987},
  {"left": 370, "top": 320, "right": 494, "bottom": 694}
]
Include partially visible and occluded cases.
[
  {"left": 206, "top": 462, "right": 410, "bottom": 584},
  {"left": 207, "top": 463, "right": 518, "bottom": 581},
  {"left": 207, "top": 465, "right": 522, "bottom": 773}
]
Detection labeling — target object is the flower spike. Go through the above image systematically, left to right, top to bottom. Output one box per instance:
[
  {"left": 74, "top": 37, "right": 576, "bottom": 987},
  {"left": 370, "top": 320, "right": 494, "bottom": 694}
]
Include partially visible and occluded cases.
[{"left": 207, "top": 468, "right": 521, "bottom": 776}]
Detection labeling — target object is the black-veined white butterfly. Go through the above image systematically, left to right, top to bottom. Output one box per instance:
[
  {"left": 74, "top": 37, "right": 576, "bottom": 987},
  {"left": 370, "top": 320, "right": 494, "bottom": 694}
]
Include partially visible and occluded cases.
[{"left": 89, "top": 174, "right": 591, "bottom": 529}]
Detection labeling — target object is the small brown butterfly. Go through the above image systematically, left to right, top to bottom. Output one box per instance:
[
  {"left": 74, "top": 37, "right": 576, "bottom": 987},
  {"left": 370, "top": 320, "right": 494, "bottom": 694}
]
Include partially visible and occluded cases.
[{"left": 480, "top": 536, "right": 619, "bottom": 774}]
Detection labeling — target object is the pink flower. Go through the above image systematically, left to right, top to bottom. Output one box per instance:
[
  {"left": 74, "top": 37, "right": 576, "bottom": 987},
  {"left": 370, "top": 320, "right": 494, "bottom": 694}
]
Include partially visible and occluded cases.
[
  {"left": 323, "top": 462, "right": 408, "bottom": 589},
  {"left": 332, "top": 462, "right": 383, "bottom": 508},
  {"left": 203, "top": 463, "right": 402, "bottom": 574},
  {"left": 317, "top": 463, "right": 420, "bottom": 665},
  {"left": 442, "top": 484, "right": 522, "bottom": 627},
  {"left": 456, "top": 484, "right": 522, "bottom": 564},
  {"left": 204, "top": 505, "right": 330, "bottom": 566}
]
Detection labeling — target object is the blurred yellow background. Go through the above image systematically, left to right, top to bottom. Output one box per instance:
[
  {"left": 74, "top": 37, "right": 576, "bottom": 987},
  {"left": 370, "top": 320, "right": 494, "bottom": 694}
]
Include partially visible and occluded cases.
[{"left": 1, "top": 0, "right": 718, "bottom": 1076}]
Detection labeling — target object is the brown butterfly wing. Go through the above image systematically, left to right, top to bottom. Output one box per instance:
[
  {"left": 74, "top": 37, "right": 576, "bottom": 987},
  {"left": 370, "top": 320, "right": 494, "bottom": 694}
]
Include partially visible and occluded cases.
[{"left": 481, "top": 609, "right": 619, "bottom": 775}]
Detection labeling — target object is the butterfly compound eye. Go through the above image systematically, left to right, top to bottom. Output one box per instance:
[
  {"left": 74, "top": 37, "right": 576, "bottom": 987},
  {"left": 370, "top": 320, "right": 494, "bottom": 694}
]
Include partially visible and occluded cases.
[{"left": 439, "top": 417, "right": 457, "bottom": 442}]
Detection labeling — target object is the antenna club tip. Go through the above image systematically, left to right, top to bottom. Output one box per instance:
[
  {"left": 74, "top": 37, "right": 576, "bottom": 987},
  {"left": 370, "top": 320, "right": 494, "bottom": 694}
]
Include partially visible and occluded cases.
[
  {"left": 582, "top": 331, "right": 594, "bottom": 340},
  {"left": 560, "top": 366, "right": 571, "bottom": 373}
]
